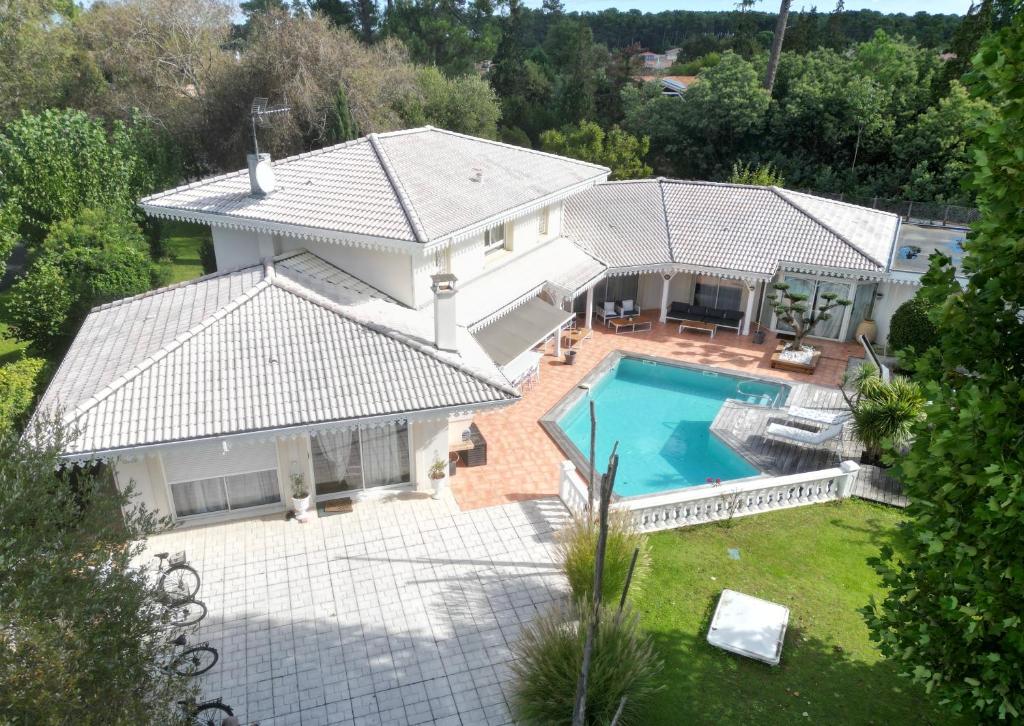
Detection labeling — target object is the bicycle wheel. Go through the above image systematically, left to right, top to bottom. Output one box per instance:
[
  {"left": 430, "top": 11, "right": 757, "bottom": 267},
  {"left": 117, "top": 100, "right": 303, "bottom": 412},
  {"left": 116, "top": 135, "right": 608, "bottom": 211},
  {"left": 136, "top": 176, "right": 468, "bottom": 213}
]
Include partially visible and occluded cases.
[
  {"left": 159, "top": 563, "right": 201, "bottom": 602},
  {"left": 166, "top": 598, "right": 208, "bottom": 628},
  {"left": 171, "top": 645, "right": 219, "bottom": 677},
  {"left": 191, "top": 702, "right": 233, "bottom": 726}
]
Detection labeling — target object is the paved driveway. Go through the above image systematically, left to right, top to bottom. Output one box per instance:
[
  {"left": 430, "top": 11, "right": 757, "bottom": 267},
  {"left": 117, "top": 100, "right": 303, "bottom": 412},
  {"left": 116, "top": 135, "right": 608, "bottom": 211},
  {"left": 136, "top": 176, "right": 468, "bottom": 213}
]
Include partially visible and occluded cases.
[{"left": 148, "top": 493, "right": 568, "bottom": 725}]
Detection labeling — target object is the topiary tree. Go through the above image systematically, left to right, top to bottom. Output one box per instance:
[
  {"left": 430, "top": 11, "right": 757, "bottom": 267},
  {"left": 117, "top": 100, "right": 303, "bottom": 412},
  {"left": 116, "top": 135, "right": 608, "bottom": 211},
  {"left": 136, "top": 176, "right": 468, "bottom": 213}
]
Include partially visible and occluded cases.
[
  {"left": 770, "top": 282, "right": 851, "bottom": 350},
  {"left": 887, "top": 294, "right": 938, "bottom": 356}
]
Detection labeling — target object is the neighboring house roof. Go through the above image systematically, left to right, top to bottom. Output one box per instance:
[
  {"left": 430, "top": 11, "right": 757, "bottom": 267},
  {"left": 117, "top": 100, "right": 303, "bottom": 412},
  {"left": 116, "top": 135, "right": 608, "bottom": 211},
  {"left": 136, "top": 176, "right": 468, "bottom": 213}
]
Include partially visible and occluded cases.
[
  {"left": 660, "top": 76, "right": 698, "bottom": 93},
  {"left": 140, "top": 127, "right": 609, "bottom": 247},
  {"left": 564, "top": 180, "right": 900, "bottom": 278},
  {"left": 37, "top": 251, "right": 516, "bottom": 457}
]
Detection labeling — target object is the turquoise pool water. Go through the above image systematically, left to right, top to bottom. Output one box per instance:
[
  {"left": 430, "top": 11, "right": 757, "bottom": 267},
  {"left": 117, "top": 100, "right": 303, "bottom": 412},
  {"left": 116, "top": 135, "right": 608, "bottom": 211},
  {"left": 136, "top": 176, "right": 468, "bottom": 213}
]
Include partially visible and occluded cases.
[{"left": 557, "top": 358, "right": 789, "bottom": 497}]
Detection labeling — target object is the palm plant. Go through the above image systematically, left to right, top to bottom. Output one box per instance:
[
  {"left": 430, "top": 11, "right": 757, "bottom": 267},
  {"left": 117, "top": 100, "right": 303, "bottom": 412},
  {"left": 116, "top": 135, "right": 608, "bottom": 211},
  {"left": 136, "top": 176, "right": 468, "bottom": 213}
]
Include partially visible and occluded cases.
[
  {"left": 771, "top": 282, "right": 851, "bottom": 350},
  {"left": 849, "top": 370, "right": 925, "bottom": 464}
]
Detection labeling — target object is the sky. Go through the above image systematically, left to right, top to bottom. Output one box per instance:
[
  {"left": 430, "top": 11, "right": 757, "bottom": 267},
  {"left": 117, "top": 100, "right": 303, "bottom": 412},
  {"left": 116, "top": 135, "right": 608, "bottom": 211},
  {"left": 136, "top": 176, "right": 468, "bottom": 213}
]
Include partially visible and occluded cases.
[{"left": 529, "top": 0, "right": 971, "bottom": 16}]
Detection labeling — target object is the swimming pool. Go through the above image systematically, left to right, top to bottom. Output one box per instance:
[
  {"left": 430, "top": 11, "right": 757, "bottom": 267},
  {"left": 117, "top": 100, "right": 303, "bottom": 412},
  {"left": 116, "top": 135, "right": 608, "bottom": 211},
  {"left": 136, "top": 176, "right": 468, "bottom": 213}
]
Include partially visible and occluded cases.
[{"left": 545, "top": 355, "right": 790, "bottom": 497}]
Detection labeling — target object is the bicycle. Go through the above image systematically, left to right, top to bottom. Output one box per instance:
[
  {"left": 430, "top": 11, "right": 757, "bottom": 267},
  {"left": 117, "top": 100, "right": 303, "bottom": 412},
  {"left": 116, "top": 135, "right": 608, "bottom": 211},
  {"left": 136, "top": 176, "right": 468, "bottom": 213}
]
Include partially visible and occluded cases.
[
  {"left": 154, "top": 550, "right": 202, "bottom": 602},
  {"left": 165, "top": 633, "right": 219, "bottom": 677},
  {"left": 177, "top": 696, "right": 237, "bottom": 726}
]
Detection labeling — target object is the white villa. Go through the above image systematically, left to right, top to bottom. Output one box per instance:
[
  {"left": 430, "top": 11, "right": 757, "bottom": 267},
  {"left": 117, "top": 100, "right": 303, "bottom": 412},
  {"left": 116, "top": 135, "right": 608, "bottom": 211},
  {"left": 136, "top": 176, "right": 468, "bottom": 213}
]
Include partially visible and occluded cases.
[{"left": 36, "top": 127, "right": 926, "bottom": 525}]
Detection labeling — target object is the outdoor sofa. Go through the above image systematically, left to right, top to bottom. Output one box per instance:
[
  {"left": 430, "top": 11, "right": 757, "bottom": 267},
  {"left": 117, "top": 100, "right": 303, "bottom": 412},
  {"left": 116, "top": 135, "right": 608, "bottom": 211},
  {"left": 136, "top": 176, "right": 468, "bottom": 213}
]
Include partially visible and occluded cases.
[{"left": 666, "top": 302, "right": 745, "bottom": 334}]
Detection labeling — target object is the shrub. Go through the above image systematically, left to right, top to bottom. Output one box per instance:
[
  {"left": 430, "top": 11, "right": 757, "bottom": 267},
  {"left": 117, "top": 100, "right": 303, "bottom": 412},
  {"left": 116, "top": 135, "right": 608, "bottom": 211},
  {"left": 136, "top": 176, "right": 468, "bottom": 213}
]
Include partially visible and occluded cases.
[
  {"left": 4, "top": 260, "right": 74, "bottom": 351},
  {"left": 887, "top": 296, "right": 937, "bottom": 355},
  {"left": 0, "top": 357, "right": 46, "bottom": 432},
  {"left": 558, "top": 512, "right": 651, "bottom": 604},
  {"left": 510, "top": 601, "right": 663, "bottom": 725}
]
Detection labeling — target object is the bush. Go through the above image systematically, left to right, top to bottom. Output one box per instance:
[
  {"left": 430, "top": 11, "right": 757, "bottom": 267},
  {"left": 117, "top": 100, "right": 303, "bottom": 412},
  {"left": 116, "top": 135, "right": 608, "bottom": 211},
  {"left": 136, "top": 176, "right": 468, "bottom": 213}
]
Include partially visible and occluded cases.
[
  {"left": 199, "top": 237, "right": 218, "bottom": 274},
  {"left": 4, "top": 260, "right": 74, "bottom": 351},
  {"left": 887, "top": 296, "right": 938, "bottom": 355},
  {"left": 0, "top": 357, "right": 46, "bottom": 432},
  {"left": 558, "top": 513, "right": 651, "bottom": 604},
  {"left": 510, "top": 602, "right": 662, "bottom": 725}
]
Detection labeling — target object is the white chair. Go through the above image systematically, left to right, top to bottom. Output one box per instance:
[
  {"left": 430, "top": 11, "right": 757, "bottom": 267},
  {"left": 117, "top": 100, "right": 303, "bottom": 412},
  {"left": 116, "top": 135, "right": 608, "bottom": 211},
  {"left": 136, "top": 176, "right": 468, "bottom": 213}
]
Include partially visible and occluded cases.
[
  {"left": 616, "top": 299, "right": 640, "bottom": 317},
  {"left": 595, "top": 301, "right": 620, "bottom": 326},
  {"left": 786, "top": 406, "right": 851, "bottom": 426},
  {"left": 765, "top": 421, "right": 845, "bottom": 446}
]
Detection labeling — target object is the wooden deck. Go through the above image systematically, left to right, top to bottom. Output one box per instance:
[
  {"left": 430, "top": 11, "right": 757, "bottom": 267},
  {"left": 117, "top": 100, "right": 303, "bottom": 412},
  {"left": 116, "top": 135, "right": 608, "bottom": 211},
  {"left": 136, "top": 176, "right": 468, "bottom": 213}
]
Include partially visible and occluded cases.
[{"left": 712, "top": 382, "right": 908, "bottom": 508}]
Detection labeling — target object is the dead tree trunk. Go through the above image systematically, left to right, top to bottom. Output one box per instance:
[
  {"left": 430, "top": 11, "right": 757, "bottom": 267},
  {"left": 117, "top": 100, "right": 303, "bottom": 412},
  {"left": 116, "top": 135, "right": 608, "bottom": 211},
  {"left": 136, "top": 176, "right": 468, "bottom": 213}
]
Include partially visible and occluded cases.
[{"left": 763, "top": 0, "right": 792, "bottom": 93}]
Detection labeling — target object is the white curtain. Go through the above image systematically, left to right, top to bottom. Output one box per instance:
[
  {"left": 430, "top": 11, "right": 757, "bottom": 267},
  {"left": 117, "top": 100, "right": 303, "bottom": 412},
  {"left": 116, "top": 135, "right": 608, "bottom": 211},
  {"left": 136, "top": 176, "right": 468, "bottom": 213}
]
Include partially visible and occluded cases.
[
  {"left": 814, "top": 281, "right": 851, "bottom": 339},
  {"left": 360, "top": 423, "right": 410, "bottom": 488},
  {"left": 311, "top": 429, "right": 362, "bottom": 494},
  {"left": 225, "top": 470, "right": 280, "bottom": 509},
  {"left": 171, "top": 477, "right": 228, "bottom": 517}
]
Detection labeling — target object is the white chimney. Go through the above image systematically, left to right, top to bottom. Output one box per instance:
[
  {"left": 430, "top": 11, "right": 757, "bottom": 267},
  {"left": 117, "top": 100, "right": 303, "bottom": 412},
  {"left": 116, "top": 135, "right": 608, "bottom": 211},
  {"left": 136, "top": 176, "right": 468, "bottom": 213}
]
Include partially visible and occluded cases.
[
  {"left": 247, "top": 152, "right": 274, "bottom": 196},
  {"left": 431, "top": 273, "right": 458, "bottom": 352}
]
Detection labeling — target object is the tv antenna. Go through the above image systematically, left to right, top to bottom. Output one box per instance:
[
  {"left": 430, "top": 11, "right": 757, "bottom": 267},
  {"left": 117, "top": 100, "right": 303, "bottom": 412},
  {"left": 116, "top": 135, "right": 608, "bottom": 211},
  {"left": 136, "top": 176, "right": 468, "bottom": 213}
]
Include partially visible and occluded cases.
[{"left": 250, "top": 97, "right": 291, "bottom": 156}]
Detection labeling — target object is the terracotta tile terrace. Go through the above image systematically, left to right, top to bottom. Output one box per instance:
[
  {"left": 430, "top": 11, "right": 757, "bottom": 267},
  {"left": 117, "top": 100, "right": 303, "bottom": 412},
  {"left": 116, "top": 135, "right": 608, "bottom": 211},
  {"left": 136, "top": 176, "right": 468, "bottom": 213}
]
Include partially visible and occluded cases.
[{"left": 450, "top": 316, "right": 862, "bottom": 510}]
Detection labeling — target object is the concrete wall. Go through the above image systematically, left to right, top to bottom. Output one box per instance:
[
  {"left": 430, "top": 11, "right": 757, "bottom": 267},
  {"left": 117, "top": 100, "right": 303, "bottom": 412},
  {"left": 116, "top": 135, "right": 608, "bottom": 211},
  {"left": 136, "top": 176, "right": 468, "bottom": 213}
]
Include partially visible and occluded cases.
[
  {"left": 212, "top": 228, "right": 265, "bottom": 270},
  {"left": 302, "top": 241, "right": 416, "bottom": 307},
  {"left": 873, "top": 282, "right": 917, "bottom": 345},
  {"left": 410, "top": 418, "right": 450, "bottom": 492},
  {"left": 277, "top": 436, "right": 314, "bottom": 502},
  {"left": 113, "top": 454, "right": 170, "bottom": 518}
]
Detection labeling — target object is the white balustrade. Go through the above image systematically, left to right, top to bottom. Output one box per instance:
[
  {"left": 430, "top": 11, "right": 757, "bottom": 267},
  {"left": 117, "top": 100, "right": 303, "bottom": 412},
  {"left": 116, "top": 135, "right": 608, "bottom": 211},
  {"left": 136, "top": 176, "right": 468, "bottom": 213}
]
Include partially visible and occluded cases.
[{"left": 556, "top": 460, "right": 860, "bottom": 533}]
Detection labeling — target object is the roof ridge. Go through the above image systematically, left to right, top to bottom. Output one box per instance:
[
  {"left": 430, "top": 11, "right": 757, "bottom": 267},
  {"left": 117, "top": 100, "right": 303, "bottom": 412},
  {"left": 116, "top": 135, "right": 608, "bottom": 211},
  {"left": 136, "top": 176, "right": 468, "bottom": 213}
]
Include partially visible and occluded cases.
[
  {"left": 421, "top": 127, "right": 611, "bottom": 174},
  {"left": 367, "top": 133, "right": 430, "bottom": 243},
  {"left": 656, "top": 179, "right": 677, "bottom": 264},
  {"left": 770, "top": 187, "right": 884, "bottom": 268},
  {"left": 87, "top": 260, "right": 264, "bottom": 314},
  {"left": 65, "top": 267, "right": 275, "bottom": 424},
  {"left": 271, "top": 274, "right": 518, "bottom": 398}
]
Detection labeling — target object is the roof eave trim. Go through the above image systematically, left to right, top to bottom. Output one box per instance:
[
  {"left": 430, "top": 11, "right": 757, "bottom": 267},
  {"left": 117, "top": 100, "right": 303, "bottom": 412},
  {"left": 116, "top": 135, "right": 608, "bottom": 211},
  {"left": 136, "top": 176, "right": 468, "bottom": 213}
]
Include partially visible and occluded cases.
[
  {"left": 139, "top": 204, "right": 421, "bottom": 253},
  {"left": 779, "top": 260, "right": 887, "bottom": 280},
  {"left": 57, "top": 398, "right": 518, "bottom": 464}
]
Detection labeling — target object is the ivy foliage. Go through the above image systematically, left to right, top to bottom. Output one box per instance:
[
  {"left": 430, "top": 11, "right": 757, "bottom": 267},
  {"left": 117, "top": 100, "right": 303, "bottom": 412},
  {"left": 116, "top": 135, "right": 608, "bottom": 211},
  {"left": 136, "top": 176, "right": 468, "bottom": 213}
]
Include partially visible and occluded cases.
[{"left": 862, "top": 11, "right": 1024, "bottom": 721}]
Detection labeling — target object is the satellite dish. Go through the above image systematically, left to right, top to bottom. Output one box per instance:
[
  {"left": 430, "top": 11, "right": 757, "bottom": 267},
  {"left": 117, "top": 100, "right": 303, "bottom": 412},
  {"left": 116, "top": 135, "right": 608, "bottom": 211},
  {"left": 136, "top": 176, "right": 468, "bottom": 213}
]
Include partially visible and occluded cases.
[{"left": 254, "top": 160, "right": 276, "bottom": 195}]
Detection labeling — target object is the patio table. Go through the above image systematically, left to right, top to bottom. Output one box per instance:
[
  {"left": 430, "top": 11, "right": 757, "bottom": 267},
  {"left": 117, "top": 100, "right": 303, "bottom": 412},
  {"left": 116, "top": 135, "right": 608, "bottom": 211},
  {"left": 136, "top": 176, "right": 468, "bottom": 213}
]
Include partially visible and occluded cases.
[{"left": 610, "top": 316, "right": 652, "bottom": 334}]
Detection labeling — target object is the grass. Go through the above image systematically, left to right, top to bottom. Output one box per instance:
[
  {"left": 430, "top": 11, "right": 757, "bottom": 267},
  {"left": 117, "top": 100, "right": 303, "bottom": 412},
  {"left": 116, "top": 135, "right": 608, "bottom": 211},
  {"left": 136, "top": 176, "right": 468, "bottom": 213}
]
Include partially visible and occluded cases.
[
  {"left": 160, "top": 221, "right": 209, "bottom": 284},
  {"left": 633, "top": 501, "right": 964, "bottom": 725}
]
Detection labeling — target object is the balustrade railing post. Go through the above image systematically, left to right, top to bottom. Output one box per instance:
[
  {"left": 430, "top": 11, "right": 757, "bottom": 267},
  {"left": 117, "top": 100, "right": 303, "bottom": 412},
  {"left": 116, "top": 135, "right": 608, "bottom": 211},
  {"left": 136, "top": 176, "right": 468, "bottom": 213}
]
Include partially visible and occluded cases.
[{"left": 838, "top": 461, "right": 860, "bottom": 499}]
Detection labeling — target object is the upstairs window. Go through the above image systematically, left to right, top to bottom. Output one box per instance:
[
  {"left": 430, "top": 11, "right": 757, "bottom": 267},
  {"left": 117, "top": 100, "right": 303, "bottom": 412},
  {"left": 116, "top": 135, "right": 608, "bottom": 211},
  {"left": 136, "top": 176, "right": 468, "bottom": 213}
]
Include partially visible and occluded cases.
[{"left": 484, "top": 223, "right": 507, "bottom": 254}]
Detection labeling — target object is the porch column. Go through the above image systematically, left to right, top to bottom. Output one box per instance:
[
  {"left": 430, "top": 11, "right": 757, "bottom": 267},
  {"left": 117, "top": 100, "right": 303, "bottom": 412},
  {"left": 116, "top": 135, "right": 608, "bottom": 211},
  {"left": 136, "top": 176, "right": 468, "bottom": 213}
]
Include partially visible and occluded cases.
[
  {"left": 659, "top": 272, "right": 675, "bottom": 323},
  {"left": 742, "top": 280, "right": 759, "bottom": 335},
  {"left": 585, "top": 286, "right": 594, "bottom": 331},
  {"left": 555, "top": 325, "right": 562, "bottom": 357}
]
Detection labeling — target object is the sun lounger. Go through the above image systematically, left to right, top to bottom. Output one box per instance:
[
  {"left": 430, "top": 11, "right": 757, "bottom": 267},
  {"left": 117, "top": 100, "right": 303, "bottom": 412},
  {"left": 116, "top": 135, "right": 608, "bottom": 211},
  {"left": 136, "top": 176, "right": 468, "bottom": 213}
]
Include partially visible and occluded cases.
[
  {"left": 786, "top": 406, "right": 851, "bottom": 426},
  {"left": 765, "top": 421, "right": 845, "bottom": 445}
]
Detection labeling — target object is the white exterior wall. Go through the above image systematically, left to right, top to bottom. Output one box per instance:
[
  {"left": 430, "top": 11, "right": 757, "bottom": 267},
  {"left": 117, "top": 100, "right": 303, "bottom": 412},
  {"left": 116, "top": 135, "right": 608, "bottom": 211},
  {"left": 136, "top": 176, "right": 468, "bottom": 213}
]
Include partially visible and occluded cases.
[
  {"left": 212, "top": 228, "right": 264, "bottom": 270},
  {"left": 302, "top": 240, "right": 417, "bottom": 307},
  {"left": 873, "top": 282, "right": 918, "bottom": 345},
  {"left": 410, "top": 418, "right": 450, "bottom": 492},
  {"left": 277, "top": 436, "right": 314, "bottom": 502},
  {"left": 113, "top": 454, "right": 170, "bottom": 517}
]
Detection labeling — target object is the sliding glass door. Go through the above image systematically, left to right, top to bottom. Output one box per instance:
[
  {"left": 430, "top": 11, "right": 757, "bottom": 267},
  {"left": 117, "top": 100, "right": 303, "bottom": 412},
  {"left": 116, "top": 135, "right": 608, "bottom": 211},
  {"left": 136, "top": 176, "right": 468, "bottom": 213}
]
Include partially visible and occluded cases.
[
  {"left": 773, "top": 275, "right": 851, "bottom": 341},
  {"left": 311, "top": 422, "right": 411, "bottom": 500}
]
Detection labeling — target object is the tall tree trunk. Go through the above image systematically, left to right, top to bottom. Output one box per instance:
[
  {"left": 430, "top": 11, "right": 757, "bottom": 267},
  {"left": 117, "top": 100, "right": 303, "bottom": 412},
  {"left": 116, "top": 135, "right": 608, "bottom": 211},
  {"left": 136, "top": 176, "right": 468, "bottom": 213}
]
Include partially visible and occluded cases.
[
  {"left": 356, "top": 0, "right": 376, "bottom": 43},
  {"left": 763, "top": 0, "right": 792, "bottom": 93}
]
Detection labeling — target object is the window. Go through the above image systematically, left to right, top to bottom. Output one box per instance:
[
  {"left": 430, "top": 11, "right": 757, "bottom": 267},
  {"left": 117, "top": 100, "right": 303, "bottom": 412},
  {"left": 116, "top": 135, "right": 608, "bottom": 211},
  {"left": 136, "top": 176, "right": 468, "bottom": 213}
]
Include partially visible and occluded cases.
[
  {"left": 538, "top": 207, "right": 550, "bottom": 237},
  {"left": 484, "top": 223, "right": 507, "bottom": 254},
  {"left": 693, "top": 275, "right": 743, "bottom": 311},
  {"left": 774, "top": 275, "right": 852, "bottom": 340},
  {"left": 311, "top": 422, "right": 411, "bottom": 498},
  {"left": 170, "top": 468, "right": 279, "bottom": 518}
]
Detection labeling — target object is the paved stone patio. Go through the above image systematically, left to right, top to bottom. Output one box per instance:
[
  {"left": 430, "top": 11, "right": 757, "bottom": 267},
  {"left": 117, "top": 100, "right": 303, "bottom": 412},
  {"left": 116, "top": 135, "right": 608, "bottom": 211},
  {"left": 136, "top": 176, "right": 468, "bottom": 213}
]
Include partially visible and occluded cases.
[
  {"left": 451, "top": 320, "right": 862, "bottom": 510},
  {"left": 150, "top": 493, "right": 568, "bottom": 725}
]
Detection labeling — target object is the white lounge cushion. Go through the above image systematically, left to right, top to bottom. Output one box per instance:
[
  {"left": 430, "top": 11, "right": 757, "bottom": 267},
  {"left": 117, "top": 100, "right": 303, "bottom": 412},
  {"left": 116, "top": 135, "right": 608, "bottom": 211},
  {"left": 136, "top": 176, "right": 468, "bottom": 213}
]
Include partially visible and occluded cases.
[
  {"left": 787, "top": 406, "right": 851, "bottom": 425},
  {"left": 765, "top": 421, "right": 844, "bottom": 445}
]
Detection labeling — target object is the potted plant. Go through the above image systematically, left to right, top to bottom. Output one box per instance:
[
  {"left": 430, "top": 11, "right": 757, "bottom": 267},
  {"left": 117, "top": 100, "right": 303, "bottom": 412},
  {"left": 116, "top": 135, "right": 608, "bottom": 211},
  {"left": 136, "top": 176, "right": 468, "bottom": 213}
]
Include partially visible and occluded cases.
[
  {"left": 854, "top": 290, "right": 881, "bottom": 343},
  {"left": 752, "top": 321, "right": 766, "bottom": 345},
  {"left": 564, "top": 349, "right": 577, "bottom": 365},
  {"left": 428, "top": 457, "right": 447, "bottom": 499},
  {"left": 291, "top": 473, "right": 311, "bottom": 516}
]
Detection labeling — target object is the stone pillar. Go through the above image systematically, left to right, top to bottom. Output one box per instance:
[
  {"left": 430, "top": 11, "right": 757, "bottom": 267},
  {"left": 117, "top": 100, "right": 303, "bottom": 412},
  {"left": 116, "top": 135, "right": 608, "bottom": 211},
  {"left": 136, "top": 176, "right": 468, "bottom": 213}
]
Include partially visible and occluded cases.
[
  {"left": 659, "top": 272, "right": 674, "bottom": 323},
  {"left": 742, "top": 280, "right": 759, "bottom": 336},
  {"left": 585, "top": 286, "right": 594, "bottom": 331},
  {"left": 838, "top": 460, "right": 860, "bottom": 498}
]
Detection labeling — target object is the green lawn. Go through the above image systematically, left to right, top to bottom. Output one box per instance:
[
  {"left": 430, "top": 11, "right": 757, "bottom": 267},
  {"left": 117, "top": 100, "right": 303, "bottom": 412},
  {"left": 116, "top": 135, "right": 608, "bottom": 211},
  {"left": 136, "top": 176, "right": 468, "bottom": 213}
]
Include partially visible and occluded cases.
[
  {"left": 160, "top": 220, "right": 209, "bottom": 284},
  {"left": 634, "top": 501, "right": 964, "bottom": 725}
]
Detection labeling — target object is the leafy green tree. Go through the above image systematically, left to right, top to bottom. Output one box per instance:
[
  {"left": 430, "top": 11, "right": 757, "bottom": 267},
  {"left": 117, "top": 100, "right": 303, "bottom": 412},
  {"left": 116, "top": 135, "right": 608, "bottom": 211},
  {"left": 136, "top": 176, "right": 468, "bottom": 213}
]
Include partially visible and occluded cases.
[
  {"left": 0, "top": 0, "right": 79, "bottom": 120},
  {"left": 863, "top": 12, "right": 1024, "bottom": 721},
  {"left": 403, "top": 67, "right": 500, "bottom": 138},
  {"left": 327, "top": 82, "right": 360, "bottom": 143},
  {"left": 0, "top": 110, "right": 153, "bottom": 245},
  {"left": 540, "top": 122, "right": 652, "bottom": 180},
  {"left": 729, "top": 160, "right": 785, "bottom": 186},
  {"left": 5, "top": 209, "right": 159, "bottom": 353},
  {"left": 0, "top": 357, "right": 46, "bottom": 433},
  {"left": 0, "top": 421, "right": 192, "bottom": 724}
]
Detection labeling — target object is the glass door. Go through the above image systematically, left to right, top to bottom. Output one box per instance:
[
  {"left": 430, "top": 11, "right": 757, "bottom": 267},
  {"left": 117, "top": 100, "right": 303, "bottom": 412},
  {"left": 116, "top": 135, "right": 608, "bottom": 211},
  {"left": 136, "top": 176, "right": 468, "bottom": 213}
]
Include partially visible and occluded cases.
[
  {"left": 773, "top": 276, "right": 851, "bottom": 341},
  {"left": 311, "top": 429, "right": 363, "bottom": 499}
]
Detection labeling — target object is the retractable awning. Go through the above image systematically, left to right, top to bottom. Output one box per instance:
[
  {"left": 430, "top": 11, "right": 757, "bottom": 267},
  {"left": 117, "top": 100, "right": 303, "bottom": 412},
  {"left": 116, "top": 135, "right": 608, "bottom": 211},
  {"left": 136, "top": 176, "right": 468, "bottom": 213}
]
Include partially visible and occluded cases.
[{"left": 473, "top": 297, "right": 574, "bottom": 367}]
